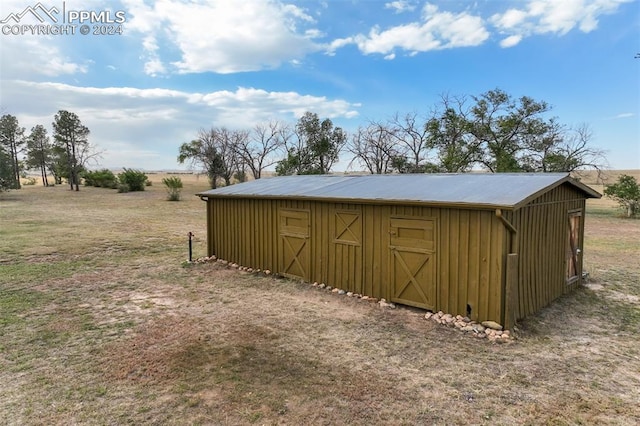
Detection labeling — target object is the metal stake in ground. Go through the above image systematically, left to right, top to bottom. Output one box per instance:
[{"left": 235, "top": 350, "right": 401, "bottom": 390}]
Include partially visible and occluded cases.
[{"left": 187, "top": 231, "right": 194, "bottom": 262}]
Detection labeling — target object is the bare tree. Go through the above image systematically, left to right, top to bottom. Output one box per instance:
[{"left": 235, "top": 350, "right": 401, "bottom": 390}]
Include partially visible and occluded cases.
[
  {"left": 386, "top": 111, "right": 434, "bottom": 173},
  {"left": 236, "top": 120, "right": 289, "bottom": 179},
  {"left": 521, "top": 120, "right": 606, "bottom": 173},
  {"left": 347, "top": 121, "right": 399, "bottom": 174},
  {"left": 547, "top": 124, "right": 607, "bottom": 172},
  {"left": 178, "top": 127, "right": 246, "bottom": 188},
  {"left": 217, "top": 127, "right": 247, "bottom": 186}
]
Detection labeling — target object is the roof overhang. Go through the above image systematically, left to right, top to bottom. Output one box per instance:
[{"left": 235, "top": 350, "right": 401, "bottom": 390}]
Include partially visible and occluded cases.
[
  {"left": 195, "top": 173, "right": 602, "bottom": 211},
  {"left": 511, "top": 174, "right": 601, "bottom": 209},
  {"left": 195, "top": 193, "right": 524, "bottom": 211}
]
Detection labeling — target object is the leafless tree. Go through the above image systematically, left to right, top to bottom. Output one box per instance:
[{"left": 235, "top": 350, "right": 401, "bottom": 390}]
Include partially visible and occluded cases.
[
  {"left": 386, "top": 111, "right": 434, "bottom": 173},
  {"left": 235, "top": 120, "right": 289, "bottom": 179},
  {"left": 347, "top": 120, "right": 400, "bottom": 174},
  {"left": 551, "top": 124, "right": 608, "bottom": 172},
  {"left": 178, "top": 127, "right": 245, "bottom": 188},
  {"left": 215, "top": 127, "right": 247, "bottom": 186}
]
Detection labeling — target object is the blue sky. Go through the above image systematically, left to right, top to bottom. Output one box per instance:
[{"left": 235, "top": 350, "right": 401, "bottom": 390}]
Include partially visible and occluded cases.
[{"left": 0, "top": 0, "right": 638, "bottom": 171}]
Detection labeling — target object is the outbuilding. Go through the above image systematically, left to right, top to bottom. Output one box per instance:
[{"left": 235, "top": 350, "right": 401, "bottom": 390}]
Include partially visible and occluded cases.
[{"left": 197, "top": 173, "right": 600, "bottom": 329}]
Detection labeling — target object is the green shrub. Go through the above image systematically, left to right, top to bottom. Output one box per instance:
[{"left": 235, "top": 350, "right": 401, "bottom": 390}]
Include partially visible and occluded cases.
[
  {"left": 118, "top": 168, "right": 148, "bottom": 191},
  {"left": 82, "top": 169, "right": 118, "bottom": 188},
  {"left": 82, "top": 170, "right": 95, "bottom": 186},
  {"left": 604, "top": 174, "right": 640, "bottom": 218},
  {"left": 162, "top": 176, "right": 183, "bottom": 201},
  {"left": 117, "top": 183, "right": 130, "bottom": 193}
]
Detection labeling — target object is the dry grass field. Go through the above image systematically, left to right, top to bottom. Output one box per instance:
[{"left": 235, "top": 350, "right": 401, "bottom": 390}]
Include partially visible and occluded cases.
[{"left": 1, "top": 171, "right": 639, "bottom": 425}]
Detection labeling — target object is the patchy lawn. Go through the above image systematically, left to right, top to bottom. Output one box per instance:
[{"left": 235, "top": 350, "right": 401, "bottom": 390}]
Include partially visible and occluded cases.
[{"left": 1, "top": 174, "right": 639, "bottom": 425}]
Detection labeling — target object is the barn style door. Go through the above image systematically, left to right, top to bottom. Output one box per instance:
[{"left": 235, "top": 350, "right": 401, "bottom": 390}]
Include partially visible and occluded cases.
[
  {"left": 332, "top": 208, "right": 363, "bottom": 293},
  {"left": 279, "top": 209, "right": 310, "bottom": 280},
  {"left": 566, "top": 210, "right": 582, "bottom": 283},
  {"left": 389, "top": 217, "right": 436, "bottom": 310}
]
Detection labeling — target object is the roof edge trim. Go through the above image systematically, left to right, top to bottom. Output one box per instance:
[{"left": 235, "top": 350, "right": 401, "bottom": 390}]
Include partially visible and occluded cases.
[
  {"left": 511, "top": 173, "right": 601, "bottom": 209},
  {"left": 195, "top": 193, "right": 516, "bottom": 210}
]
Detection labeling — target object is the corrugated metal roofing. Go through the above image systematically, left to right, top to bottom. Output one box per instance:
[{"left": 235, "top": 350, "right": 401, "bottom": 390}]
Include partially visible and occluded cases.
[{"left": 197, "top": 173, "right": 601, "bottom": 209}]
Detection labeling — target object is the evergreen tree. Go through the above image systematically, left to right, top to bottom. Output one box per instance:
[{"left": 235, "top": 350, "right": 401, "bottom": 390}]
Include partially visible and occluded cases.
[
  {"left": 52, "top": 110, "right": 90, "bottom": 191},
  {"left": 0, "top": 114, "right": 25, "bottom": 189},
  {"left": 25, "top": 124, "right": 52, "bottom": 186}
]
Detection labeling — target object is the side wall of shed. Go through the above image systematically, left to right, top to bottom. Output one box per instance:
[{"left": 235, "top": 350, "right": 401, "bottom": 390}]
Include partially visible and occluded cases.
[
  {"left": 510, "top": 183, "right": 587, "bottom": 319},
  {"left": 207, "top": 198, "right": 508, "bottom": 323}
]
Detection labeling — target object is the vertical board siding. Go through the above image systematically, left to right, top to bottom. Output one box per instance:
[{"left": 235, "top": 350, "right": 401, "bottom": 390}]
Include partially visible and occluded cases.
[
  {"left": 513, "top": 183, "right": 587, "bottom": 319},
  {"left": 207, "top": 198, "right": 507, "bottom": 323},
  {"left": 210, "top": 198, "right": 279, "bottom": 271},
  {"left": 330, "top": 205, "right": 363, "bottom": 294},
  {"left": 440, "top": 209, "right": 451, "bottom": 313},
  {"left": 457, "top": 210, "right": 470, "bottom": 317},
  {"left": 467, "top": 210, "right": 481, "bottom": 320},
  {"left": 479, "top": 212, "right": 492, "bottom": 321},
  {"left": 489, "top": 212, "right": 504, "bottom": 322},
  {"left": 504, "top": 254, "right": 519, "bottom": 330}
]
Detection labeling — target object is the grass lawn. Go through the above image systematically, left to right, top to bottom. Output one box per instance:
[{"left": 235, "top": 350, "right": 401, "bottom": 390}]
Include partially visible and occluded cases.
[{"left": 1, "top": 173, "right": 639, "bottom": 425}]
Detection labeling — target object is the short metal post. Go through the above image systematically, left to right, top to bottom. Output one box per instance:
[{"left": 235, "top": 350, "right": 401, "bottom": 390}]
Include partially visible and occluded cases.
[{"left": 188, "top": 231, "right": 194, "bottom": 262}]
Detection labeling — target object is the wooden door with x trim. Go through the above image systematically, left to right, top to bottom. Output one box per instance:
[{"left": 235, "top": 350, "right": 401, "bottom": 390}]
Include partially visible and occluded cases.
[
  {"left": 332, "top": 208, "right": 363, "bottom": 293},
  {"left": 279, "top": 209, "right": 310, "bottom": 280},
  {"left": 566, "top": 210, "right": 582, "bottom": 284},
  {"left": 389, "top": 216, "right": 436, "bottom": 310}
]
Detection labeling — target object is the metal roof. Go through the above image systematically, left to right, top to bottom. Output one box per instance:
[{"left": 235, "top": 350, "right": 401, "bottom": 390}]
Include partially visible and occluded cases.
[{"left": 197, "top": 173, "right": 601, "bottom": 209}]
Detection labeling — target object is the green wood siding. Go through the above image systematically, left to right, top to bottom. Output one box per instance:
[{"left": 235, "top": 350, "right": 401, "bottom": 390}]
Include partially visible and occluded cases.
[
  {"left": 510, "top": 183, "right": 587, "bottom": 319},
  {"left": 207, "top": 198, "right": 508, "bottom": 324}
]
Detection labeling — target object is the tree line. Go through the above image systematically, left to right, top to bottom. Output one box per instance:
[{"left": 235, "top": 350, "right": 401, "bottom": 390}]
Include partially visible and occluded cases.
[
  {"left": 1, "top": 88, "right": 607, "bottom": 192},
  {"left": 177, "top": 88, "right": 606, "bottom": 188},
  {"left": 0, "top": 110, "right": 96, "bottom": 191},
  {"left": 177, "top": 111, "right": 348, "bottom": 188}
]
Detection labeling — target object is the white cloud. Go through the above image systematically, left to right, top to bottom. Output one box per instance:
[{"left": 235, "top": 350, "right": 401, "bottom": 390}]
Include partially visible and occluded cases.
[
  {"left": 122, "top": 0, "right": 322, "bottom": 74},
  {"left": 491, "top": 0, "right": 632, "bottom": 47},
  {"left": 384, "top": 1, "right": 416, "bottom": 14},
  {"left": 329, "top": 3, "right": 488, "bottom": 56},
  {"left": 492, "top": 8, "right": 528, "bottom": 29},
  {"left": 500, "top": 34, "right": 523, "bottom": 48},
  {"left": 0, "top": 36, "right": 88, "bottom": 78},
  {"left": 326, "top": 37, "right": 354, "bottom": 55},
  {"left": 143, "top": 58, "right": 166, "bottom": 77},
  {"left": 1, "top": 80, "right": 360, "bottom": 168},
  {"left": 613, "top": 112, "right": 635, "bottom": 119}
]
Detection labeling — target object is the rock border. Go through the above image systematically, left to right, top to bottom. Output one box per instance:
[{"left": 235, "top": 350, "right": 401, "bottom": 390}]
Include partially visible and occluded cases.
[
  {"left": 188, "top": 255, "right": 512, "bottom": 342},
  {"left": 424, "top": 311, "right": 512, "bottom": 342}
]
